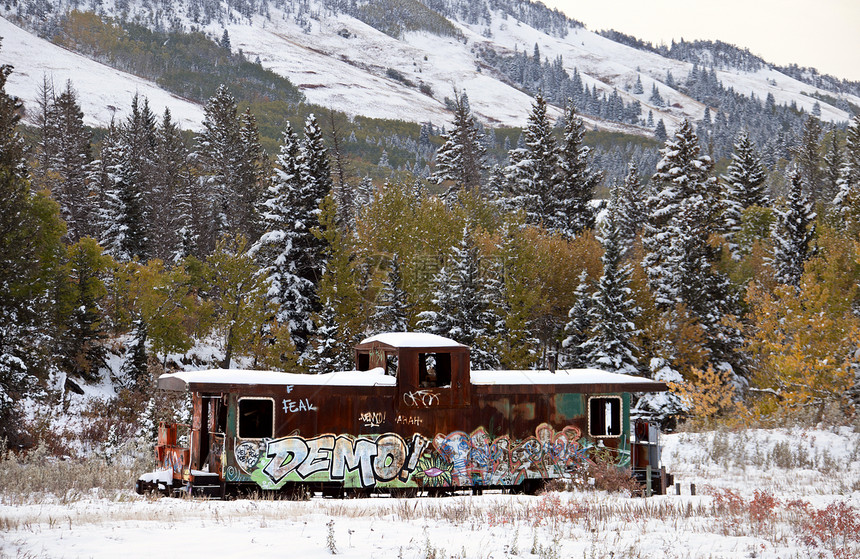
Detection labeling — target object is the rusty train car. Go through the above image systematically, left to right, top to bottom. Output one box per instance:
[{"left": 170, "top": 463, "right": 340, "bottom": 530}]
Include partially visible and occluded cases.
[{"left": 136, "top": 333, "right": 671, "bottom": 498}]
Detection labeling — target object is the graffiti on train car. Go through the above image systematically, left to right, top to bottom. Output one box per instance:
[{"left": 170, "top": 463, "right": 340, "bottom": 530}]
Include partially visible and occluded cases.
[
  {"left": 247, "top": 423, "right": 593, "bottom": 490},
  {"left": 420, "top": 423, "right": 590, "bottom": 487},
  {"left": 251, "top": 432, "right": 429, "bottom": 489}
]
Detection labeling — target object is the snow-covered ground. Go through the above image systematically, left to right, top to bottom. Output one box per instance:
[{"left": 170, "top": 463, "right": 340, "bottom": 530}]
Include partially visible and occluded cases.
[{"left": 2, "top": 427, "right": 858, "bottom": 558}]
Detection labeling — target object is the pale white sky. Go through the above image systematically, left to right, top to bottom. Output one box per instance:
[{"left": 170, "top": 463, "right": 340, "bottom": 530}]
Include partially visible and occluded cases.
[{"left": 542, "top": 0, "right": 860, "bottom": 82}]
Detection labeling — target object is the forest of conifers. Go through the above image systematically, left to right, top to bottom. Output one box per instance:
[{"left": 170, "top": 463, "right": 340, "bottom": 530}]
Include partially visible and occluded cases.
[{"left": 1, "top": 50, "right": 859, "bottom": 447}]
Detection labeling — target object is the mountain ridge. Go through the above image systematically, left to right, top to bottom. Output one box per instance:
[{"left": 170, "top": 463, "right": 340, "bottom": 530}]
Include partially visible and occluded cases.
[{"left": 1, "top": 0, "right": 857, "bottom": 140}]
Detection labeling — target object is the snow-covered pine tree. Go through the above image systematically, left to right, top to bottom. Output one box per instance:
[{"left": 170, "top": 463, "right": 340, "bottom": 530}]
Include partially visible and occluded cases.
[
  {"left": 0, "top": 57, "right": 64, "bottom": 444},
  {"left": 41, "top": 81, "right": 95, "bottom": 242},
  {"left": 194, "top": 85, "right": 243, "bottom": 248},
  {"left": 430, "top": 91, "right": 487, "bottom": 201},
  {"left": 504, "top": 94, "right": 559, "bottom": 228},
  {"left": 97, "top": 95, "right": 159, "bottom": 261},
  {"left": 555, "top": 102, "right": 602, "bottom": 237},
  {"left": 234, "top": 107, "right": 265, "bottom": 240},
  {"left": 152, "top": 108, "right": 192, "bottom": 262},
  {"left": 300, "top": 114, "right": 334, "bottom": 250},
  {"left": 834, "top": 115, "right": 860, "bottom": 226},
  {"left": 795, "top": 116, "right": 824, "bottom": 200},
  {"left": 654, "top": 119, "right": 667, "bottom": 143},
  {"left": 643, "top": 120, "right": 741, "bottom": 370},
  {"left": 251, "top": 122, "right": 317, "bottom": 358},
  {"left": 720, "top": 131, "right": 768, "bottom": 258},
  {"left": 822, "top": 133, "right": 844, "bottom": 206},
  {"left": 610, "top": 163, "right": 645, "bottom": 254},
  {"left": 772, "top": 166, "right": 816, "bottom": 286},
  {"left": 580, "top": 222, "right": 640, "bottom": 374},
  {"left": 418, "top": 224, "right": 499, "bottom": 369},
  {"left": 371, "top": 255, "right": 411, "bottom": 333},
  {"left": 561, "top": 270, "right": 591, "bottom": 368},
  {"left": 309, "top": 295, "right": 349, "bottom": 374},
  {"left": 121, "top": 317, "right": 148, "bottom": 390}
]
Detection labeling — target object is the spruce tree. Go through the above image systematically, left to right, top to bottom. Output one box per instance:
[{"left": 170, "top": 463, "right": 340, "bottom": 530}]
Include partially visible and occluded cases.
[
  {"left": 0, "top": 56, "right": 65, "bottom": 443},
  {"left": 41, "top": 81, "right": 94, "bottom": 242},
  {"left": 194, "top": 85, "right": 249, "bottom": 247},
  {"left": 430, "top": 91, "right": 487, "bottom": 201},
  {"left": 504, "top": 94, "right": 559, "bottom": 228},
  {"left": 555, "top": 103, "right": 602, "bottom": 237},
  {"left": 152, "top": 108, "right": 192, "bottom": 262},
  {"left": 835, "top": 115, "right": 860, "bottom": 226},
  {"left": 795, "top": 116, "right": 824, "bottom": 200},
  {"left": 643, "top": 120, "right": 740, "bottom": 369},
  {"left": 721, "top": 131, "right": 768, "bottom": 257},
  {"left": 822, "top": 133, "right": 843, "bottom": 206},
  {"left": 610, "top": 163, "right": 645, "bottom": 254},
  {"left": 772, "top": 166, "right": 816, "bottom": 286},
  {"left": 580, "top": 223, "right": 640, "bottom": 374},
  {"left": 418, "top": 224, "right": 499, "bottom": 369},
  {"left": 372, "top": 255, "right": 411, "bottom": 332},
  {"left": 561, "top": 271, "right": 591, "bottom": 368},
  {"left": 121, "top": 317, "right": 148, "bottom": 390}
]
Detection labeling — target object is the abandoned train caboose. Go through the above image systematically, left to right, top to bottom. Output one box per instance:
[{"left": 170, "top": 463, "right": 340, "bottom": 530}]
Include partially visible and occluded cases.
[{"left": 136, "top": 333, "right": 671, "bottom": 497}]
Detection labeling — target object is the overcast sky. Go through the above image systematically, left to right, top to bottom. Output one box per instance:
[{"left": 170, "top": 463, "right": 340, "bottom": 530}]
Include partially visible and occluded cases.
[{"left": 542, "top": 0, "right": 860, "bottom": 82}]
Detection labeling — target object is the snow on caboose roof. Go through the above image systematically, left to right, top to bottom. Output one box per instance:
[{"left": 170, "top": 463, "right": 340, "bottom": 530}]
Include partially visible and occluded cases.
[
  {"left": 358, "top": 332, "right": 466, "bottom": 348},
  {"left": 158, "top": 366, "right": 664, "bottom": 391},
  {"left": 157, "top": 367, "right": 395, "bottom": 391},
  {"left": 471, "top": 368, "right": 665, "bottom": 388}
]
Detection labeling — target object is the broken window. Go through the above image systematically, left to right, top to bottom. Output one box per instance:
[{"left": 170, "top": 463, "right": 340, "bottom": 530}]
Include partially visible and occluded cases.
[
  {"left": 418, "top": 352, "right": 451, "bottom": 387},
  {"left": 588, "top": 396, "right": 622, "bottom": 437},
  {"left": 238, "top": 398, "right": 274, "bottom": 439}
]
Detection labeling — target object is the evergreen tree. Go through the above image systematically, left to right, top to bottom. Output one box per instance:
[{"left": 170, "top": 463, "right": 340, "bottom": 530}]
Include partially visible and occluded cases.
[
  {"left": 0, "top": 56, "right": 65, "bottom": 443},
  {"left": 41, "top": 81, "right": 94, "bottom": 242},
  {"left": 194, "top": 85, "right": 249, "bottom": 248},
  {"left": 430, "top": 91, "right": 487, "bottom": 200},
  {"left": 504, "top": 94, "right": 559, "bottom": 228},
  {"left": 97, "top": 95, "right": 157, "bottom": 261},
  {"left": 555, "top": 103, "right": 602, "bottom": 237},
  {"left": 152, "top": 109, "right": 192, "bottom": 262},
  {"left": 835, "top": 115, "right": 860, "bottom": 226},
  {"left": 252, "top": 116, "right": 332, "bottom": 360},
  {"left": 795, "top": 116, "right": 824, "bottom": 200},
  {"left": 654, "top": 119, "right": 667, "bottom": 143},
  {"left": 643, "top": 120, "right": 740, "bottom": 369},
  {"left": 721, "top": 131, "right": 768, "bottom": 257},
  {"left": 822, "top": 133, "right": 843, "bottom": 206},
  {"left": 610, "top": 163, "right": 645, "bottom": 254},
  {"left": 772, "top": 166, "right": 816, "bottom": 286},
  {"left": 580, "top": 223, "right": 640, "bottom": 374},
  {"left": 418, "top": 224, "right": 499, "bottom": 369},
  {"left": 58, "top": 238, "right": 110, "bottom": 383},
  {"left": 372, "top": 255, "right": 411, "bottom": 332},
  {"left": 561, "top": 270, "right": 591, "bottom": 368},
  {"left": 121, "top": 317, "right": 148, "bottom": 390}
]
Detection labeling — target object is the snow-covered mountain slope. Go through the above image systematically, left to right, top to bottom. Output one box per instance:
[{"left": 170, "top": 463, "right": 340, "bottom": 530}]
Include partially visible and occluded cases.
[
  {"left": 1, "top": 0, "right": 857, "bottom": 133},
  {"left": 0, "top": 17, "right": 204, "bottom": 130}
]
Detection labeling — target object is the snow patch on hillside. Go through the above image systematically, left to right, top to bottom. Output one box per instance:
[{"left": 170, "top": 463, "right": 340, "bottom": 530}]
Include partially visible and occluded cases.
[{"left": 0, "top": 17, "right": 204, "bottom": 129}]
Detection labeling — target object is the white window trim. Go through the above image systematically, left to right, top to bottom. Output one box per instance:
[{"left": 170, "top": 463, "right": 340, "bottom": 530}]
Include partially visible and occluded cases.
[{"left": 588, "top": 395, "right": 623, "bottom": 439}]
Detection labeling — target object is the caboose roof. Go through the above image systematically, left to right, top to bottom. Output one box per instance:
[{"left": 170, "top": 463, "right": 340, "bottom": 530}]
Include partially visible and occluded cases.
[
  {"left": 356, "top": 332, "right": 467, "bottom": 350},
  {"left": 158, "top": 366, "right": 665, "bottom": 392},
  {"left": 157, "top": 367, "right": 393, "bottom": 391}
]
